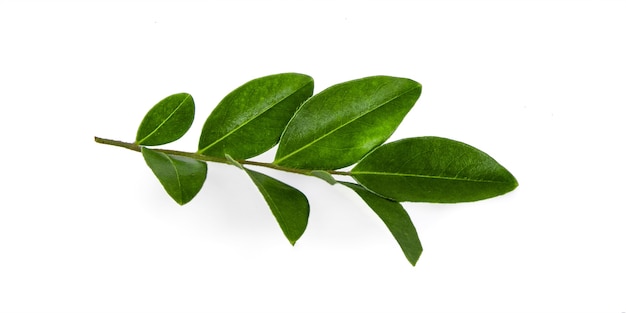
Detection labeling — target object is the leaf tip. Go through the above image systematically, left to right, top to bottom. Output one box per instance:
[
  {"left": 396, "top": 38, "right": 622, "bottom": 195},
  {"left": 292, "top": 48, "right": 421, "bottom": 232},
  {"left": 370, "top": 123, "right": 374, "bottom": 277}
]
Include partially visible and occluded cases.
[
  {"left": 502, "top": 170, "right": 519, "bottom": 195},
  {"left": 512, "top": 175, "right": 520, "bottom": 188},
  {"left": 408, "top": 250, "right": 422, "bottom": 266}
]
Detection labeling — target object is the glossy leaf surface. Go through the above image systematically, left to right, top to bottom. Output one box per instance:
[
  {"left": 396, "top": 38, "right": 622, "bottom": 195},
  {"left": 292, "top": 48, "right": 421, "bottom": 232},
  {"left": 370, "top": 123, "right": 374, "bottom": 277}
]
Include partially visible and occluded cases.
[
  {"left": 198, "top": 73, "right": 313, "bottom": 159},
  {"left": 274, "top": 76, "right": 421, "bottom": 169},
  {"left": 136, "top": 93, "right": 194, "bottom": 146},
  {"left": 352, "top": 137, "right": 518, "bottom": 203},
  {"left": 141, "top": 147, "right": 207, "bottom": 205},
  {"left": 245, "top": 168, "right": 309, "bottom": 245},
  {"left": 342, "top": 182, "right": 422, "bottom": 266}
]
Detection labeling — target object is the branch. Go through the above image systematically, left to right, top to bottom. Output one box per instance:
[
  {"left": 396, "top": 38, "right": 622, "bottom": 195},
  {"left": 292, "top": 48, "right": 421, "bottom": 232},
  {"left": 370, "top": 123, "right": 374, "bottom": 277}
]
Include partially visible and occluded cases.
[{"left": 93, "top": 136, "right": 352, "bottom": 177}]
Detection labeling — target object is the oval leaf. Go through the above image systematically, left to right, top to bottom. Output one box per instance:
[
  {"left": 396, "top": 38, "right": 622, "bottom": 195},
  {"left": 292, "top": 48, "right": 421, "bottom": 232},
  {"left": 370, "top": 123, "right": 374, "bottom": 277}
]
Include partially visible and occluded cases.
[
  {"left": 198, "top": 73, "right": 314, "bottom": 159},
  {"left": 274, "top": 76, "right": 421, "bottom": 170},
  {"left": 136, "top": 93, "right": 194, "bottom": 146},
  {"left": 352, "top": 137, "right": 518, "bottom": 203},
  {"left": 141, "top": 147, "right": 207, "bottom": 205},
  {"left": 244, "top": 168, "right": 309, "bottom": 245},
  {"left": 342, "top": 182, "right": 422, "bottom": 266}
]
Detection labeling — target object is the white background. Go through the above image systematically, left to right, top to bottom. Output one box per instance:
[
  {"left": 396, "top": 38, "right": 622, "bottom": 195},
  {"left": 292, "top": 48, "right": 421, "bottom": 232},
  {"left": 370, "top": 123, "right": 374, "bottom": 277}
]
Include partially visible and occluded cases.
[{"left": 1, "top": 1, "right": 625, "bottom": 312}]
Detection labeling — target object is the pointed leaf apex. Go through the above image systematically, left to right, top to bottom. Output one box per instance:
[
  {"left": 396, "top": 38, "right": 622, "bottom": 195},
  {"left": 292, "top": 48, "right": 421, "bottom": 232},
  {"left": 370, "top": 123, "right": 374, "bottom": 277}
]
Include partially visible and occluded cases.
[
  {"left": 141, "top": 147, "right": 207, "bottom": 205},
  {"left": 244, "top": 169, "right": 309, "bottom": 245},
  {"left": 341, "top": 182, "right": 423, "bottom": 266}
]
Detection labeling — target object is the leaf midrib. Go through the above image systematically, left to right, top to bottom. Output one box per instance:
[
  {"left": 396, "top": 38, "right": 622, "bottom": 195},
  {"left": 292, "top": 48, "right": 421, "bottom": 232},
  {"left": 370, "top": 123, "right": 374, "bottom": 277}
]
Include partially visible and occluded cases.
[
  {"left": 198, "top": 81, "right": 312, "bottom": 154},
  {"left": 274, "top": 85, "right": 419, "bottom": 164},
  {"left": 138, "top": 94, "right": 191, "bottom": 145},
  {"left": 165, "top": 154, "right": 184, "bottom": 204},
  {"left": 248, "top": 171, "right": 293, "bottom": 242},
  {"left": 352, "top": 171, "right": 510, "bottom": 184}
]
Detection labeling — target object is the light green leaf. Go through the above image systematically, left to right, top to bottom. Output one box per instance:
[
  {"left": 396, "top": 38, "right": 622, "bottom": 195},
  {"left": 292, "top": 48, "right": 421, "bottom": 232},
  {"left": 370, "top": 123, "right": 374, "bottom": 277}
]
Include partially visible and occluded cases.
[
  {"left": 198, "top": 73, "right": 314, "bottom": 159},
  {"left": 274, "top": 76, "right": 421, "bottom": 170},
  {"left": 136, "top": 93, "right": 194, "bottom": 146},
  {"left": 352, "top": 137, "right": 518, "bottom": 203},
  {"left": 141, "top": 147, "right": 207, "bottom": 205},
  {"left": 224, "top": 153, "right": 244, "bottom": 169},
  {"left": 244, "top": 168, "right": 309, "bottom": 245},
  {"left": 310, "top": 170, "right": 337, "bottom": 185},
  {"left": 341, "top": 182, "right": 422, "bottom": 266}
]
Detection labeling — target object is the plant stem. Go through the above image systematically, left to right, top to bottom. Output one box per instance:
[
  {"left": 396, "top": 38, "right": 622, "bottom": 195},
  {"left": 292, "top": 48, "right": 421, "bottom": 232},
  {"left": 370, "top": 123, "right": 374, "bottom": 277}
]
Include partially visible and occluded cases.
[{"left": 94, "top": 136, "right": 352, "bottom": 177}]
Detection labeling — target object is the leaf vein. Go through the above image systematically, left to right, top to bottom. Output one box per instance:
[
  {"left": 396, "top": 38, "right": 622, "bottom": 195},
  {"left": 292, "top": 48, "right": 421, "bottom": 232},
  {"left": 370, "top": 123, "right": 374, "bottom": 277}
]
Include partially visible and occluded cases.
[
  {"left": 198, "top": 82, "right": 312, "bottom": 154},
  {"left": 275, "top": 86, "right": 419, "bottom": 164},
  {"left": 138, "top": 94, "right": 191, "bottom": 145},
  {"left": 166, "top": 155, "right": 184, "bottom": 203},
  {"left": 353, "top": 171, "right": 509, "bottom": 184},
  {"left": 248, "top": 172, "right": 289, "bottom": 237}
]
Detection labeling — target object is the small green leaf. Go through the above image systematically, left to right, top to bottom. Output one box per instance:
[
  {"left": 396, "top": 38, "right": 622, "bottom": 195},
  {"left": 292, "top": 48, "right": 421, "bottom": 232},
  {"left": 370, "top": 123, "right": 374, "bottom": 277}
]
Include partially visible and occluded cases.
[
  {"left": 198, "top": 73, "right": 314, "bottom": 159},
  {"left": 274, "top": 76, "right": 421, "bottom": 169},
  {"left": 136, "top": 93, "right": 194, "bottom": 146},
  {"left": 352, "top": 137, "right": 518, "bottom": 203},
  {"left": 141, "top": 147, "right": 207, "bottom": 205},
  {"left": 224, "top": 153, "right": 244, "bottom": 170},
  {"left": 244, "top": 168, "right": 309, "bottom": 245},
  {"left": 310, "top": 170, "right": 337, "bottom": 185},
  {"left": 341, "top": 182, "right": 422, "bottom": 266}
]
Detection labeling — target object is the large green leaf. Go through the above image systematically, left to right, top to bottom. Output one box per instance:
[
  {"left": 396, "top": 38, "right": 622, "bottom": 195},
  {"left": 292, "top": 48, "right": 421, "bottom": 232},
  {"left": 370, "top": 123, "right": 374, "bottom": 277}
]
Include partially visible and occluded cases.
[
  {"left": 198, "top": 73, "right": 313, "bottom": 159},
  {"left": 274, "top": 76, "right": 421, "bottom": 170},
  {"left": 136, "top": 93, "right": 194, "bottom": 146},
  {"left": 352, "top": 137, "right": 518, "bottom": 203},
  {"left": 141, "top": 147, "right": 207, "bottom": 205},
  {"left": 244, "top": 168, "right": 309, "bottom": 245},
  {"left": 341, "top": 182, "right": 422, "bottom": 266}
]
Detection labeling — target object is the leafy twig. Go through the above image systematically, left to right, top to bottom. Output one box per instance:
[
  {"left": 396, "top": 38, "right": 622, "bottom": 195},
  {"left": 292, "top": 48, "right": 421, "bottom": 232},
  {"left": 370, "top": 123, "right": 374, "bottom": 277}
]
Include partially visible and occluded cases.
[
  {"left": 95, "top": 73, "right": 517, "bottom": 266},
  {"left": 94, "top": 137, "right": 352, "bottom": 177}
]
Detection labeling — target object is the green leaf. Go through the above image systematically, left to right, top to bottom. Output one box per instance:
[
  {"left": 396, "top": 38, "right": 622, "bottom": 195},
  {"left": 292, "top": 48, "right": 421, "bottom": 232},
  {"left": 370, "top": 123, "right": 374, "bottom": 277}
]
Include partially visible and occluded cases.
[
  {"left": 198, "top": 73, "right": 314, "bottom": 159},
  {"left": 274, "top": 76, "right": 421, "bottom": 170},
  {"left": 136, "top": 93, "right": 194, "bottom": 146},
  {"left": 352, "top": 137, "right": 518, "bottom": 203},
  {"left": 141, "top": 147, "right": 207, "bottom": 205},
  {"left": 224, "top": 153, "right": 244, "bottom": 169},
  {"left": 244, "top": 168, "right": 309, "bottom": 245},
  {"left": 310, "top": 170, "right": 337, "bottom": 185},
  {"left": 341, "top": 182, "right": 422, "bottom": 266}
]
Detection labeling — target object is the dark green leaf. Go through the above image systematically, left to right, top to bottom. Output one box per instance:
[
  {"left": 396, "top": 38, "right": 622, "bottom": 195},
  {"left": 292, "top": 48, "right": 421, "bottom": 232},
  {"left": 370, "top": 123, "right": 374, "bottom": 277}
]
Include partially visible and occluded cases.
[
  {"left": 198, "top": 73, "right": 314, "bottom": 159},
  {"left": 274, "top": 76, "right": 421, "bottom": 170},
  {"left": 136, "top": 93, "right": 194, "bottom": 146},
  {"left": 352, "top": 137, "right": 518, "bottom": 203},
  {"left": 141, "top": 147, "right": 207, "bottom": 205},
  {"left": 245, "top": 168, "right": 309, "bottom": 245},
  {"left": 310, "top": 170, "right": 337, "bottom": 185},
  {"left": 341, "top": 182, "right": 422, "bottom": 266}
]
